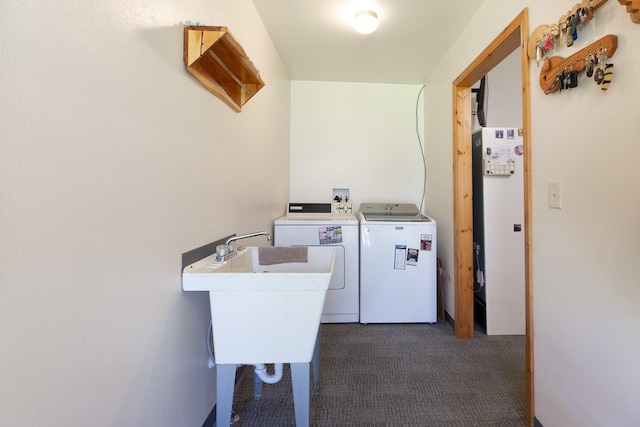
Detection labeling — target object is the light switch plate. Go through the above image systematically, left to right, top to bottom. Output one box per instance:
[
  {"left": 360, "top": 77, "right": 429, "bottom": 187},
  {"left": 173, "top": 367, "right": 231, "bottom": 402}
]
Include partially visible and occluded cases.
[{"left": 548, "top": 181, "right": 562, "bottom": 209}]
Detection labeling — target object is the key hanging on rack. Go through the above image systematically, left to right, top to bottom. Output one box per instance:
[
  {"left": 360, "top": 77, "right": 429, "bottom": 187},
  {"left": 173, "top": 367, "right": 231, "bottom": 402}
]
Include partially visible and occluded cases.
[
  {"left": 566, "top": 14, "right": 578, "bottom": 47},
  {"left": 594, "top": 47, "right": 608, "bottom": 84},
  {"left": 585, "top": 53, "right": 596, "bottom": 77},
  {"left": 601, "top": 63, "right": 614, "bottom": 90}
]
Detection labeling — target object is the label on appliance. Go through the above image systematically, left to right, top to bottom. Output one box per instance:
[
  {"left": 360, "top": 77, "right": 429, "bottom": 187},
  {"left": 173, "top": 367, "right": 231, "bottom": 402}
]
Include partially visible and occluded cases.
[
  {"left": 318, "top": 226, "right": 342, "bottom": 244},
  {"left": 421, "top": 234, "right": 433, "bottom": 251},
  {"left": 394, "top": 245, "right": 407, "bottom": 270},
  {"left": 407, "top": 248, "right": 419, "bottom": 266}
]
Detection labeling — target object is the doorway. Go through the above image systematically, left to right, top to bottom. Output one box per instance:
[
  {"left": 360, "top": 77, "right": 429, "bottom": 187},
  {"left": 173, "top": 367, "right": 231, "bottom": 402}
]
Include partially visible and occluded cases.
[{"left": 451, "top": 8, "right": 534, "bottom": 427}]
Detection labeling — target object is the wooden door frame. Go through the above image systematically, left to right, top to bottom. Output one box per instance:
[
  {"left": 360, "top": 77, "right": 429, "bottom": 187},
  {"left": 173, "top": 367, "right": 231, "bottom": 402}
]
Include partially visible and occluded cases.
[{"left": 452, "top": 8, "right": 534, "bottom": 426}]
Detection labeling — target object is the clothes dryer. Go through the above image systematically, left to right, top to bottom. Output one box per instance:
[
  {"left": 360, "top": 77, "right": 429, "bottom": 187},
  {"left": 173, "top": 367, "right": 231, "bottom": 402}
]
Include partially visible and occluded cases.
[{"left": 274, "top": 202, "right": 359, "bottom": 323}]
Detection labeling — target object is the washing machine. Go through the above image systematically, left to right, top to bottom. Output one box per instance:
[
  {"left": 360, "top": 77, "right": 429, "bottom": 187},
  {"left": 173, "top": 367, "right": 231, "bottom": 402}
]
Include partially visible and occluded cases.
[
  {"left": 274, "top": 202, "right": 359, "bottom": 323},
  {"left": 359, "top": 202, "right": 437, "bottom": 324}
]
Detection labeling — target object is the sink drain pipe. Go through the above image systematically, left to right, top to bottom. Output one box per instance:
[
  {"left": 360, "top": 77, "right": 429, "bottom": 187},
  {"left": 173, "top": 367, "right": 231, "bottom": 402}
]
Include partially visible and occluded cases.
[
  {"left": 207, "top": 320, "right": 283, "bottom": 384},
  {"left": 253, "top": 363, "right": 284, "bottom": 384}
]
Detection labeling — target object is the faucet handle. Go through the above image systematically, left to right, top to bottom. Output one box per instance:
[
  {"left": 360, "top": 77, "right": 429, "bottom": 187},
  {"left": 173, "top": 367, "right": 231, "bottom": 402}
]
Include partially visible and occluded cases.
[{"left": 216, "top": 245, "right": 228, "bottom": 257}]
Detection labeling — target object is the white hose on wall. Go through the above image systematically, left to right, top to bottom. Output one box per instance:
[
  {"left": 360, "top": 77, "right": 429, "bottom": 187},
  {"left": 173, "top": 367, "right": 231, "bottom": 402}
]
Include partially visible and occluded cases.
[{"left": 253, "top": 363, "right": 284, "bottom": 384}]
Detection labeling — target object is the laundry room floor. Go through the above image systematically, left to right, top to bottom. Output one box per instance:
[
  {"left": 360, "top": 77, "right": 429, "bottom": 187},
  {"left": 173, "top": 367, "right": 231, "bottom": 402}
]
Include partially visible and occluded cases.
[{"left": 230, "top": 322, "right": 525, "bottom": 426}]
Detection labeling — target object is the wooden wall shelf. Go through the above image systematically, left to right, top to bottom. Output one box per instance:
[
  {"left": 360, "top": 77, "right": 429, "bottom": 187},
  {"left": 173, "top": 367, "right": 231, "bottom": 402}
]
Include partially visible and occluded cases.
[{"left": 183, "top": 26, "right": 265, "bottom": 112}]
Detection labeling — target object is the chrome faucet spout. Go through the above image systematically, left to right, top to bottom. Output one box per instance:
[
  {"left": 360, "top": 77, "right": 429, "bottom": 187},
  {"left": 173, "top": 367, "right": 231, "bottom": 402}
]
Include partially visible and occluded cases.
[{"left": 226, "top": 231, "right": 272, "bottom": 247}]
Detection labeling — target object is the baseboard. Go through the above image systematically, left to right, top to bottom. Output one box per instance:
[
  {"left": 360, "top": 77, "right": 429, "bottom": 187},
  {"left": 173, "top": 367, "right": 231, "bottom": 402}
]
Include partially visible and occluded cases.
[
  {"left": 444, "top": 311, "right": 455, "bottom": 329},
  {"left": 201, "top": 365, "right": 248, "bottom": 427},
  {"left": 201, "top": 404, "right": 216, "bottom": 427}
]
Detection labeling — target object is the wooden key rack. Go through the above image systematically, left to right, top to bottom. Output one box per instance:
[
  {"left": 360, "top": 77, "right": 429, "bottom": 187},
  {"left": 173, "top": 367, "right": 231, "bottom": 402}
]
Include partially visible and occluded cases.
[
  {"left": 528, "top": 0, "right": 609, "bottom": 61},
  {"left": 529, "top": 0, "right": 639, "bottom": 62},
  {"left": 618, "top": 0, "right": 640, "bottom": 23},
  {"left": 539, "top": 34, "right": 617, "bottom": 93}
]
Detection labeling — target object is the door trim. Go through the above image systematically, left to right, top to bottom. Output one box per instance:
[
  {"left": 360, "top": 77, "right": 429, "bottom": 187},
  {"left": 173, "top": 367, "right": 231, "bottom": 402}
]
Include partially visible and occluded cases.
[{"left": 451, "top": 8, "right": 534, "bottom": 426}]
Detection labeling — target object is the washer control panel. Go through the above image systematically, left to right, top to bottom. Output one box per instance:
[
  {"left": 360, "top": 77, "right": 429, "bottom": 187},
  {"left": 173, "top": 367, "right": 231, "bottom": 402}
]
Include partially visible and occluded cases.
[{"left": 333, "top": 202, "right": 353, "bottom": 215}]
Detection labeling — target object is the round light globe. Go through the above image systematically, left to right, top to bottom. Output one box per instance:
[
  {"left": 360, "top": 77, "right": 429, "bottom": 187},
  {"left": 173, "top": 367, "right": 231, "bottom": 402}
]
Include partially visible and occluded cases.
[{"left": 353, "top": 10, "right": 379, "bottom": 34}]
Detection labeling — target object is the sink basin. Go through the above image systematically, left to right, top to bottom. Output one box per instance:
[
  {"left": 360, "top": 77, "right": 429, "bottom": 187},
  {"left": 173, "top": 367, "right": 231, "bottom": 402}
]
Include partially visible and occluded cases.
[{"left": 182, "top": 246, "right": 336, "bottom": 364}]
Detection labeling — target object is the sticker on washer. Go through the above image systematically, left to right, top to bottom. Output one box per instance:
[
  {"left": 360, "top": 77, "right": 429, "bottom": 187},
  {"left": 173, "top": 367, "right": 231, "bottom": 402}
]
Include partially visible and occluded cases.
[
  {"left": 318, "top": 226, "right": 342, "bottom": 244},
  {"left": 420, "top": 234, "right": 433, "bottom": 251},
  {"left": 394, "top": 245, "right": 407, "bottom": 270},
  {"left": 407, "top": 248, "right": 419, "bottom": 266}
]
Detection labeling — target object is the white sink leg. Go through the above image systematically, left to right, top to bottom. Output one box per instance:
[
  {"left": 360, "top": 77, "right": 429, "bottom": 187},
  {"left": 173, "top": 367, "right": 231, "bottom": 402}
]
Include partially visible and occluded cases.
[
  {"left": 290, "top": 362, "right": 310, "bottom": 427},
  {"left": 216, "top": 364, "right": 236, "bottom": 426},
  {"left": 253, "top": 368, "right": 263, "bottom": 398}
]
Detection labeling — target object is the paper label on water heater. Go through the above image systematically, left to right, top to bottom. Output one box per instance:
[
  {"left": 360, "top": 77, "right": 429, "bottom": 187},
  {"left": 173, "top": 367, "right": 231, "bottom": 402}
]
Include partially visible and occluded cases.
[
  {"left": 318, "top": 226, "right": 342, "bottom": 244},
  {"left": 394, "top": 245, "right": 406, "bottom": 270}
]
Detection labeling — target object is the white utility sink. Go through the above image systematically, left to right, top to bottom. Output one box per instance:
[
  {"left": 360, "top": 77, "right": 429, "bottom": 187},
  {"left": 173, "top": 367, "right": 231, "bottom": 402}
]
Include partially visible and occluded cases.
[{"left": 182, "top": 246, "right": 336, "bottom": 364}]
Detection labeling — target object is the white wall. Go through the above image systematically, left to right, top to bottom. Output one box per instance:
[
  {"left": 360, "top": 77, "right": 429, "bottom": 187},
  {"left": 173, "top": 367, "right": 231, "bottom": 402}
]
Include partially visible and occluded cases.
[
  {"left": 0, "top": 0, "right": 290, "bottom": 425},
  {"left": 5, "top": 1, "right": 639, "bottom": 425},
  {"left": 425, "top": 1, "right": 640, "bottom": 425},
  {"left": 472, "top": 49, "right": 522, "bottom": 130},
  {"left": 486, "top": 49, "right": 523, "bottom": 128},
  {"left": 290, "top": 81, "right": 426, "bottom": 211}
]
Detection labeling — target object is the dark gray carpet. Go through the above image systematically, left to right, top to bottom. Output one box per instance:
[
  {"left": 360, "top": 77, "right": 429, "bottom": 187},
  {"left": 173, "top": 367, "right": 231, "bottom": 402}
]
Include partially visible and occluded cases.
[{"left": 231, "top": 322, "right": 525, "bottom": 426}]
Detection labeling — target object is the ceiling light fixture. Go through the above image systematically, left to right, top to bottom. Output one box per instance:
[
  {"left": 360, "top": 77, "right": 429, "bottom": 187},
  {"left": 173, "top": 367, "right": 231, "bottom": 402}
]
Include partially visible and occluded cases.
[{"left": 353, "top": 10, "right": 378, "bottom": 34}]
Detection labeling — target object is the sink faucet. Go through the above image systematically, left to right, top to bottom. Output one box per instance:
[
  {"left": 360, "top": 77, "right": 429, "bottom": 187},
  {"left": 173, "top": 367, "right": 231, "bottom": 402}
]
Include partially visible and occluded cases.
[
  {"left": 217, "top": 231, "right": 271, "bottom": 262},
  {"left": 226, "top": 231, "right": 272, "bottom": 248}
]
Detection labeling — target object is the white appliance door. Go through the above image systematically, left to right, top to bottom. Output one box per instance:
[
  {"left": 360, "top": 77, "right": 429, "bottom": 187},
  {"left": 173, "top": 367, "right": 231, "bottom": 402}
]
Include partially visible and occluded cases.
[
  {"left": 481, "top": 127, "right": 525, "bottom": 335},
  {"left": 360, "top": 221, "right": 437, "bottom": 323},
  {"left": 274, "top": 222, "right": 360, "bottom": 323},
  {"left": 274, "top": 224, "right": 345, "bottom": 290}
]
